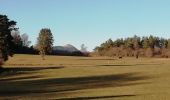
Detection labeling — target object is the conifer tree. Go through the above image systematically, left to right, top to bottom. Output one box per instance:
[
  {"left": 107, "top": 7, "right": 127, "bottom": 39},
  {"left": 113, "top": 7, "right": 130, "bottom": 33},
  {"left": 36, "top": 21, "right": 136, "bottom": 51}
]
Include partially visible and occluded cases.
[{"left": 0, "top": 15, "right": 16, "bottom": 65}]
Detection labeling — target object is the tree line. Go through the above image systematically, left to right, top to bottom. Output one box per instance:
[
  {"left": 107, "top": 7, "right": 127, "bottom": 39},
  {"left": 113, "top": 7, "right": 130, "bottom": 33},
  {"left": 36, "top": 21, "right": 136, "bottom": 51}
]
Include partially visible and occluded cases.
[
  {"left": 0, "top": 14, "right": 87, "bottom": 66},
  {"left": 1, "top": 14, "right": 170, "bottom": 66},
  {"left": 0, "top": 15, "right": 54, "bottom": 66},
  {"left": 11, "top": 30, "right": 38, "bottom": 54},
  {"left": 93, "top": 35, "right": 170, "bottom": 58}
]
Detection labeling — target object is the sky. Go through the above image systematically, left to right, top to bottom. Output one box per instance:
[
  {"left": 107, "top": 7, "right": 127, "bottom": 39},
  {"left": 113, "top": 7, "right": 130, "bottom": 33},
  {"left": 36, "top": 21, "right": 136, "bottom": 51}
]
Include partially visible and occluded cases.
[{"left": 1, "top": 0, "right": 170, "bottom": 51}]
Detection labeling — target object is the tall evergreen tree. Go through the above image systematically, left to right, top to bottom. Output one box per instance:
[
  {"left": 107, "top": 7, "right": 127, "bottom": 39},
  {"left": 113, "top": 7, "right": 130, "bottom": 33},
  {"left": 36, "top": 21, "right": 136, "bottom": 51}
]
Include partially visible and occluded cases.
[
  {"left": 0, "top": 15, "right": 16, "bottom": 65},
  {"left": 133, "top": 35, "right": 140, "bottom": 49},
  {"left": 148, "top": 35, "right": 156, "bottom": 49},
  {"left": 133, "top": 36, "right": 140, "bottom": 58},
  {"left": 142, "top": 37, "right": 149, "bottom": 49},
  {"left": 126, "top": 38, "right": 133, "bottom": 48},
  {"left": 159, "top": 38, "right": 168, "bottom": 48},
  {"left": 168, "top": 39, "right": 170, "bottom": 50}
]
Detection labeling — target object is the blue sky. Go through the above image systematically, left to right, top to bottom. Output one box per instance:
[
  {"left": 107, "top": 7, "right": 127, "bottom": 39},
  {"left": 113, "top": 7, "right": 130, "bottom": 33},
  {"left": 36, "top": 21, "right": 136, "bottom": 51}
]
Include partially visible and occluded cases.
[{"left": 1, "top": 0, "right": 170, "bottom": 51}]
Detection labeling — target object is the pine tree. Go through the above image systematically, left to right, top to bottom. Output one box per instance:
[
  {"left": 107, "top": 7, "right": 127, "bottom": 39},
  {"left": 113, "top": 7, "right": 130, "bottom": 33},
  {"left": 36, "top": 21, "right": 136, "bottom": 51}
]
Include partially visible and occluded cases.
[
  {"left": 0, "top": 15, "right": 16, "bottom": 65},
  {"left": 133, "top": 35, "right": 140, "bottom": 58},
  {"left": 148, "top": 35, "right": 156, "bottom": 49},
  {"left": 142, "top": 37, "right": 149, "bottom": 49},
  {"left": 168, "top": 39, "right": 170, "bottom": 50}
]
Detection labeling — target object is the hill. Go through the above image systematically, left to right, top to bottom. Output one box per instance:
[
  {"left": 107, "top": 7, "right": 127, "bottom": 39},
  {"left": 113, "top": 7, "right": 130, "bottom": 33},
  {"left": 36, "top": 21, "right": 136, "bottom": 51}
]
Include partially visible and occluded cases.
[{"left": 53, "top": 44, "right": 79, "bottom": 53}]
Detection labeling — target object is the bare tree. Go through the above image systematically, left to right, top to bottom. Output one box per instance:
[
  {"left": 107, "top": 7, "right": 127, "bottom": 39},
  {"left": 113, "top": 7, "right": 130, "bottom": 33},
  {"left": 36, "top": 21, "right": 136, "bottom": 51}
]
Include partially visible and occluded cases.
[
  {"left": 21, "top": 33, "right": 31, "bottom": 47},
  {"left": 80, "top": 44, "right": 87, "bottom": 52}
]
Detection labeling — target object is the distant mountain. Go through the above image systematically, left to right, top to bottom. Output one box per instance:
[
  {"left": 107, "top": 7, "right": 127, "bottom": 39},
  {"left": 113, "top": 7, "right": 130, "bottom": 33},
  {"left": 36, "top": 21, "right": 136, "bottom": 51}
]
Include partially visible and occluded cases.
[{"left": 53, "top": 44, "right": 79, "bottom": 53}]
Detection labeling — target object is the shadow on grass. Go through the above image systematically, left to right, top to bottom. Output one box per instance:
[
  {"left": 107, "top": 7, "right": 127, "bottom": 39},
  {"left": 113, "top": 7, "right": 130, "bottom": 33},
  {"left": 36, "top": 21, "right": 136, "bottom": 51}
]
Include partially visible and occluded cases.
[
  {"left": 78, "top": 58, "right": 116, "bottom": 61},
  {"left": 97, "top": 63, "right": 162, "bottom": 67},
  {"left": 135, "top": 63, "right": 161, "bottom": 66},
  {"left": 97, "top": 64, "right": 133, "bottom": 67},
  {"left": 0, "top": 66, "right": 64, "bottom": 76},
  {"left": 0, "top": 72, "right": 152, "bottom": 97},
  {"left": 0, "top": 75, "right": 43, "bottom": 82},
  {"left": 56, "top": 94, "right": 137, "bottom": 100}
]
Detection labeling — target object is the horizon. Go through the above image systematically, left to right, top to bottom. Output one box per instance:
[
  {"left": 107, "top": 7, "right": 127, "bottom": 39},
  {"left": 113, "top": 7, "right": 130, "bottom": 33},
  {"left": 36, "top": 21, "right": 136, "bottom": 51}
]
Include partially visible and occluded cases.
[{"left": 1, "top": 0, "right": 170, "bottom": 51}]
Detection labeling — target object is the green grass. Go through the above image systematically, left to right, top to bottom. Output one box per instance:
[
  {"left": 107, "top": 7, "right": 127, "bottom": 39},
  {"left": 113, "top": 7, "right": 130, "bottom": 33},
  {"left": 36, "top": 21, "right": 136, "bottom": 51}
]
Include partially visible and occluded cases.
[{"left": 0, "top": 54, "right": 170, "bottom": 100}]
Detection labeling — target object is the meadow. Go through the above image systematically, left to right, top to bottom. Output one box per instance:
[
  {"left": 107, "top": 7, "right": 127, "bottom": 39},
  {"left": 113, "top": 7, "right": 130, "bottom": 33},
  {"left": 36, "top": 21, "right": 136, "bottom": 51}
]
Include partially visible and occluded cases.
[{"left": 0, "top": 54, "right": 170, "bottom": 100}]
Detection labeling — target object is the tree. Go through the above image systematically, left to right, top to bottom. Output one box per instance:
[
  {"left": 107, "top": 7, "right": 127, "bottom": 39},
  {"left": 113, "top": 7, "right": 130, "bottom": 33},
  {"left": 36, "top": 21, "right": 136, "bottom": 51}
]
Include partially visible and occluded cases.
[
  {"left": 0, "top": 15, "right": 16, "bottom": 65},
  {"left": 37, "top": 28, "right": 54, "bottom": 60},
  {"left": 11, "top": 30, "right": 23, "bottom": 47},
  {"left": 11, "top": 31, "right": 37, "bottom": 54},
  {"left": 21, "top": 33, "right": 31, "bottom": 47},
  {"left": 93, "top": 35, "right": 170, "bottom": 57},
  {"left": 148, "top": 35, "right": 156, "bottom": 49},
  {"left": 133, "top": 36, "right": 140, "bottom": 58},
  {"left": 142, "top": 37, "right": 149, "bottom": 49},
  {"left": 114, "top": 38, "right": 124, "bottom": 47},
  {"left": 125, "top": 38, "right": 133, "bottom": 48},
  {"left": 168, "top": 39, "right": 170, "bottom": 50},
  {"left": 80, "top": 44, "right": 87, "bottom": 52}
]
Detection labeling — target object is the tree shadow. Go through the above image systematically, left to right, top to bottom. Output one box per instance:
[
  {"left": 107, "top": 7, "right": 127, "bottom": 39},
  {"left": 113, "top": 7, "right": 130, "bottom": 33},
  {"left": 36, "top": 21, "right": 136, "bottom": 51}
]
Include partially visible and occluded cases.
[
  {"left": 78, "top": 58, "right": 116, "bottom": 61},
  {"left": 97, "top": 63, "right": 162, "bottom": 67},
  {"left": 135, "top": 63, "right": 161, "bottom": 66},
  {"left": 97, "top": 64, "right": 133, "bottom": 67},
  {"left": 0, "top": 66, "right": 64, "bottom": 77},
  {"left": 0, "top": 72, "right": 152, "bottom": 97},
  {"left": 0, "top": 75, "right": 42, "bottom": 82},
  {"left": 55, "top": 94, "right": 137, "bottom": 100}
]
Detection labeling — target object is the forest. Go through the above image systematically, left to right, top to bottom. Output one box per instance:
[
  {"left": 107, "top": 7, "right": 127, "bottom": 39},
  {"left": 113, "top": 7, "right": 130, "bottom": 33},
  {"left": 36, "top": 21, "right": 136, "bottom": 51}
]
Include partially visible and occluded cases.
[{"left": 93, "top": 35, "right": 170, "bottom": 58}]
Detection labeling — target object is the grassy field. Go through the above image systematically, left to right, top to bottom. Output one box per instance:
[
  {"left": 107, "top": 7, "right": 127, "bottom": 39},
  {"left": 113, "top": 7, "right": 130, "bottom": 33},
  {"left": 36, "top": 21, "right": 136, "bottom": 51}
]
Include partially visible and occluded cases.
[{"left": 0, "top": 54, "right": 170, "bottom": 100}]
